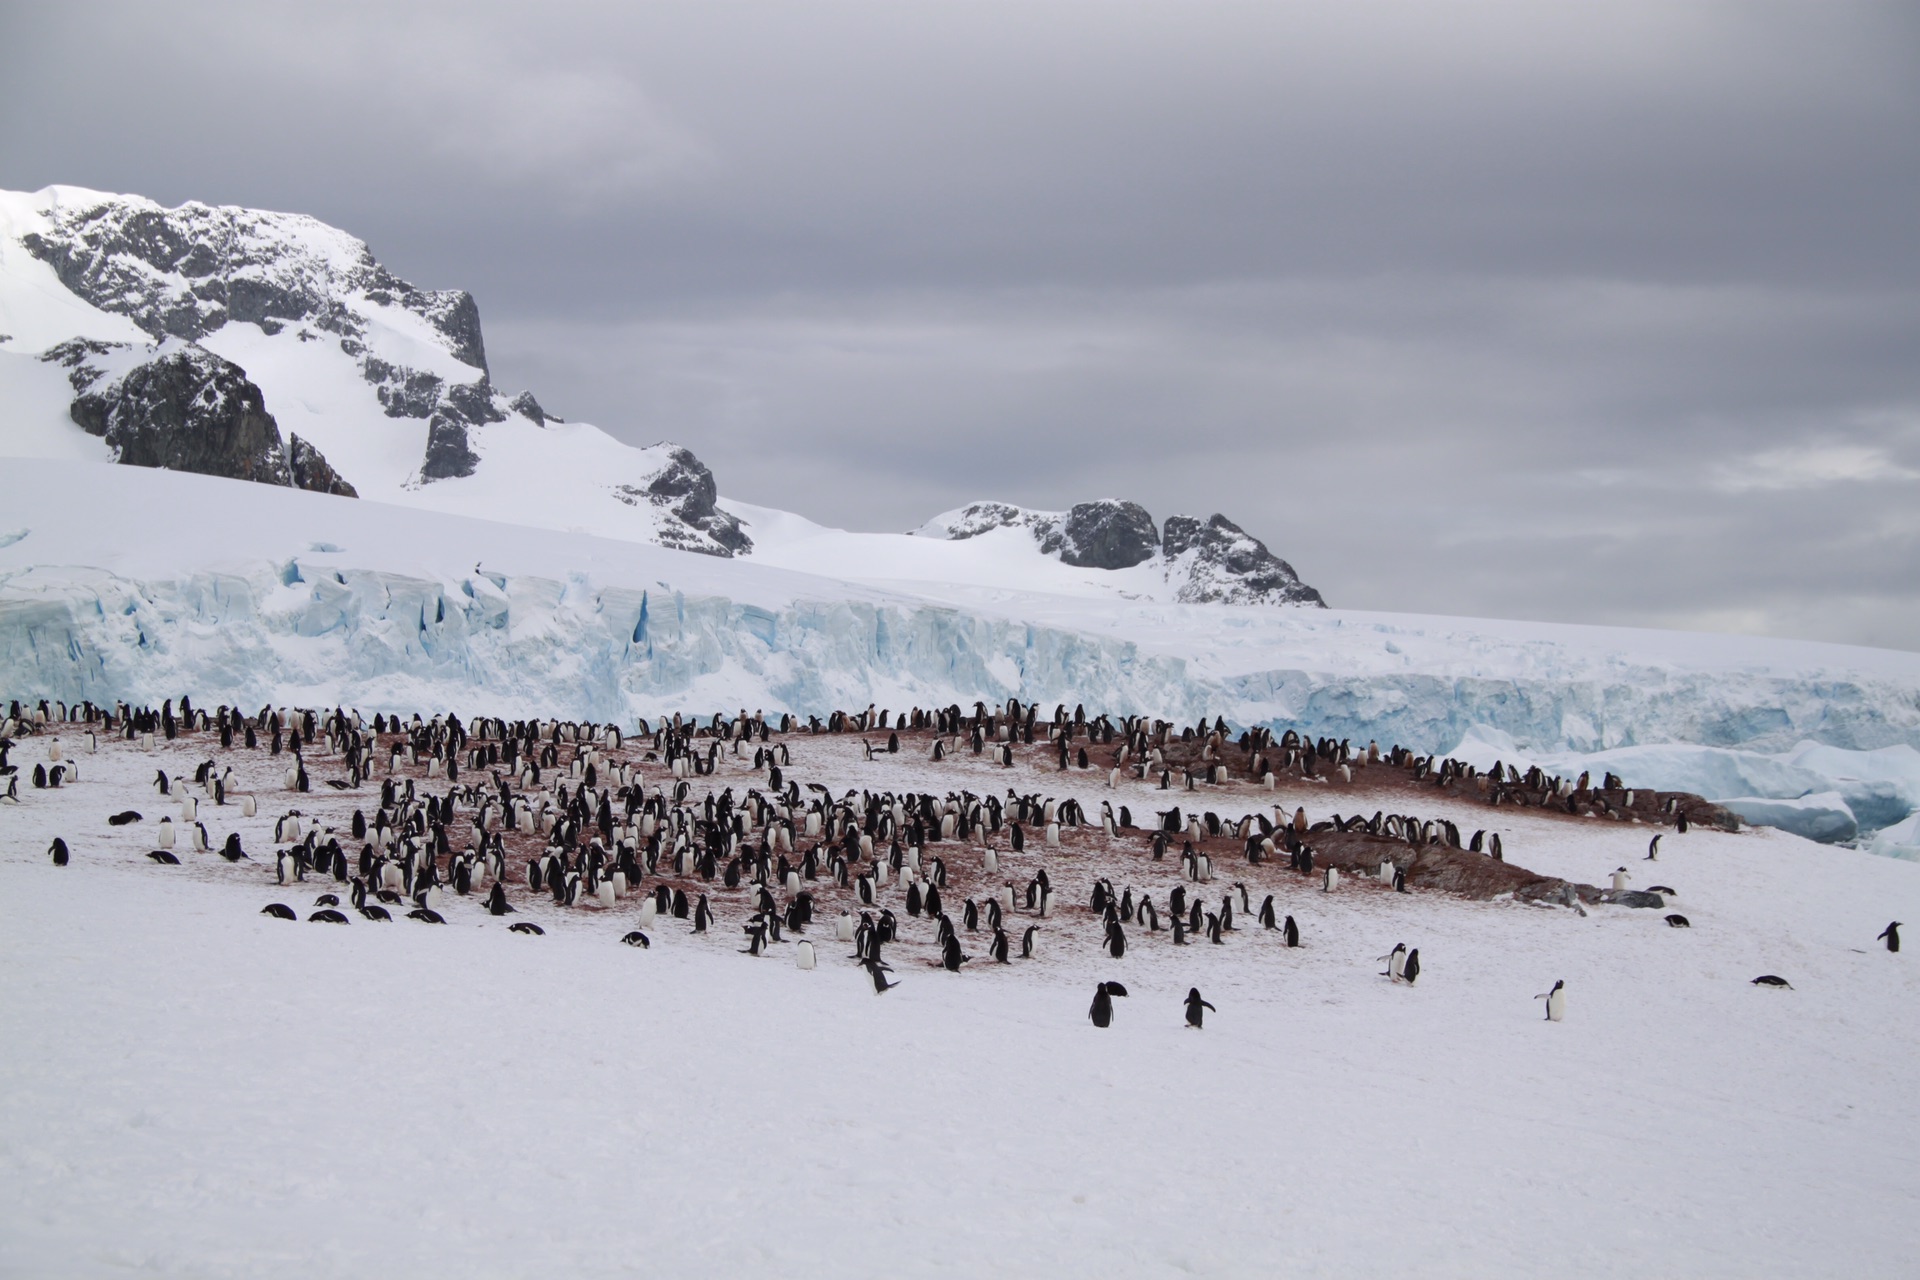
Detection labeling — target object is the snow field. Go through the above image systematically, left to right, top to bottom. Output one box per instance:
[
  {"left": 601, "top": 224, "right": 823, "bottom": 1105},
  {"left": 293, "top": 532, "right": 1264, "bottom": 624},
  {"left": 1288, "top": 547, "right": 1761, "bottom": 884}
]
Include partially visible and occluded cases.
[{"left": 3, "top": 723, "right": 1919, "bottom": 1277}]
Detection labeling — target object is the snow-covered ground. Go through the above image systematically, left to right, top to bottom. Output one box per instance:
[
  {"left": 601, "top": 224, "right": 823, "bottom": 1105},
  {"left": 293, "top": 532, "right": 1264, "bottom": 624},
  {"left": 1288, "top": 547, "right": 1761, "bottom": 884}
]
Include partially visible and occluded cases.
[{"left": 2, "top": 719, "right": 1917, "bottom": 1277}]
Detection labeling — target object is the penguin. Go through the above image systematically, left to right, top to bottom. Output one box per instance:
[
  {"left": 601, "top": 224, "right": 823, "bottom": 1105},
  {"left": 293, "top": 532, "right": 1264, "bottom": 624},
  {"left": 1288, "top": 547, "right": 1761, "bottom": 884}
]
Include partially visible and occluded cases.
[
  {"left": 108, "top": 810, "right": 143, "bottom": 826},
  {"left": 157, "top": 818, "right": 174, "bottom": 849},
  {"left": 1645, "top": 834, "right": 1661, "bottom": 861},
  {"left": 48, "top": 837, "right": 70, "bottom": 866},
  {"left": 147, "top": 850, "right": 180, "bottom": 864},
  {"left": 1322, "top": 866, "right": 1338, "bottom": 893},
  {"left": 1611, "top": 867, "right": 1629, "bottom": 892},
  {"left": 484, "top": 882, "right": 515, "bottom": 916},
  {"left": 314, "top": 893, "right": 340, "bottom": 907},
  {"left": 693, "top": 894, "right": 713, "bottom": 933},
  {"left": 1257, "top": 895, "right": 1277, "bottom": 930},
  {"left": 261, "top": 903, "right": 297, "bottom": 920},
  {"left": 358, "top": 904, "right": 393, "bottom": 922},
  {"left": 408, "top": 908, "right": 448, "bottom": 924},
  {"left": 308, "top": 909, "right": 350, "bottom": 924},
  {"left": 1665, "top": 913, "right": 1691, "bottom": 927},
  {"left": 1283, "top": 915, "right": 1300, "bottom": 948},
  {"left": 1104, "top": 920, "right": 1126, "bottom": 958},
  {"left": 509, "top": 921, "right": 545, "bottom": 936},
  {"left": 1879, "top": 922, "right": 1902, "bottom": 953},
  {"left": 1021, "top": 924, "right": 1040, "bottom": 959},
  {"left": 988, "top": 928, "right": 1010, "bottom": 963},
  {"left": 622, "top": 930, "right": 651, "bottom": 948},
  {"left": 939, "top": 933, "right": 970, "bottom": 972},
  {"left": 796, "top": 940, "right": 816, "bottom": 969},
  {"left": 1380, "top": 943, "right": 1407, "bottom": 982},
  {"left": 1402, "top": 949, "right": 1421, "bottom": 985},
  {"left": 863, "top": 957, "right": 899, "bottom": 994},
  {"left": 1751, "top": 974, "right": 1792, "bottom": 988},
  {"left": 1536, "top": 979, "right": 1566, "bottom": 1021},
  {"left": 1089, "top": 980, "right": 1129, "bottom": 1028},
  {"left": 1183, "top": 987, "right": 1216, "bottom": 1029}
]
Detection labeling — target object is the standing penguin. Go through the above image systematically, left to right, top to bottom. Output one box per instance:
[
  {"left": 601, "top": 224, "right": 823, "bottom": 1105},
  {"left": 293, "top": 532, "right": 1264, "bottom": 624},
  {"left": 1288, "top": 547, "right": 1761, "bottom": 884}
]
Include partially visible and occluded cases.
[
  {"left": 1646, "top": 834, "right": 1661, "bottom": 861},
  {"left": 48, "top": 837, "right": 70, "bottom": 866},
  {"left": 1611, "top": 867, "right": 1630, "bottom": 892},
  {"left": 484, "top": 881, "right": 514, "bottom": 916},
  {"left": 1283, "top": 915, "right": 1300, "bottom": 948},
  {"left": 1879, "top": 922, "right": 1902, "bottom": 953},
  {"left": 1021, "top": 924, "right": 1040, "bottom": 959},
  {"left": 796, "top": 940, "right": 817, "bottom": 970},
  {"left": 1380, "top": 943, "right": 1407, "bottom": 983},
  {"left": 1402, "top": 948, "right": 1421, "bottom": 985},
  {"left": 1537, "top": 979, "right": 1566, "bottom": 1021},
  {"left": 1088, "top": 980, "right": 1128, "bottom": 1028},
  {"left": 1183, "top": 987, "right": 1216, "bottom": 1029}
]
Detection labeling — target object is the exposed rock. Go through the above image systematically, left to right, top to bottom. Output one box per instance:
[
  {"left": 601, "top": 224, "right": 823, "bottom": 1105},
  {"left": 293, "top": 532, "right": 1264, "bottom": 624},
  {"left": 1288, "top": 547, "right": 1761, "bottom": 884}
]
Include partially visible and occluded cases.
[
  {"left": 21, "top": 196, "right": 489, "bottom": 373},
  {"left": 57, "top": 341, "right": 350, "bottom": 495},
  {"left": 364, "top": 357, "right": 443, "bottom": 419},
  {"left": 509, "top": 391, "right": 554, "bottom": 424},
  {"left": 421, "top": 413, "right": 480, "bottom": 481},
  {"left": 287, "top": 435, "right": 357, "bottom": 498},
  {"left": 609, "top": 446, "right": 752, "bottom": 557},
  {"left": 927, "top": 501, "right": 1049, "bottom": 541},
  {"left": 1038, "top": 501, "right": 1161, "bottom": 570},
  {"left": 1161, "top": 513, "right": 1327, "bottom": 607},
  {"left": 1600, "top": 889, "right": 1668, "bottom": 909}
]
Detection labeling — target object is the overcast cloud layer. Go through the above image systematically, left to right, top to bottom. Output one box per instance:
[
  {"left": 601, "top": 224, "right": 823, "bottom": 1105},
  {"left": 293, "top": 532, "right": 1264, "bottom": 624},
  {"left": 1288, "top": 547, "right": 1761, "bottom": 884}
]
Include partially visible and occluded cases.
[{"left": 3, "top": 2, "right": 1916, "bottom": 648}]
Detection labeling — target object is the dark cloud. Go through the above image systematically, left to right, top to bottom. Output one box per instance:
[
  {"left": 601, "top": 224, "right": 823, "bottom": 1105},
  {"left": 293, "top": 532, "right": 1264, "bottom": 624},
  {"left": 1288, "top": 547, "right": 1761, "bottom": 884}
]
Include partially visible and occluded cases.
[{"left": 3, "top": 2, "right": 1916, "bottom": 647}]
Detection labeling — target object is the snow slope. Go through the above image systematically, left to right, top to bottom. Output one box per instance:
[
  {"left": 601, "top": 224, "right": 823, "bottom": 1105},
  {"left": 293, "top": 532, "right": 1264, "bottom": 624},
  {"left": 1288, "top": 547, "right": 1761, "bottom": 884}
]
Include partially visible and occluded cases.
[
  {"left": 4, "top": 460, "right": 1919, "bottom": 845},
  {"left": 1, "top": 715, "right": 1917, "bottom": 1277}
]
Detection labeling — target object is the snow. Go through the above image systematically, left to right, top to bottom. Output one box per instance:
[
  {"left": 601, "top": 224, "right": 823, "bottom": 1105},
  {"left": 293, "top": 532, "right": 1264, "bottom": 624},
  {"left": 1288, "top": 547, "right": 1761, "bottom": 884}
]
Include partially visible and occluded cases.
[{"left": 2, "top": 712, "right": 1918, "bottom": 1277}]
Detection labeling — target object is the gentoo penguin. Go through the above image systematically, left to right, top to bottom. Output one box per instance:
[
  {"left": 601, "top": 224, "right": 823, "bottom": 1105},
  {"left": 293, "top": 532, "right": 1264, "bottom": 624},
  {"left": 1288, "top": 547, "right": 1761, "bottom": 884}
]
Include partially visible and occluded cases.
[
  {"left": 108, "top": 810, "right": 142, "bottom": 826},
  {"left": 157, "top": 818, "right": 175, "bottom": 849},
  {"left": 1645, "top": 834, "right": 1661, "bottom": 861},
  {"left": 48, "top": 837, "right": 70, "bottom": 866},
  {"left": 147, "top": 850, "right": 180, "bottom": 864},
  {"left": 1323, "top": 866, "right": 1338, "bottom": 893},
  {"left": 1611, "top": 867, "right": 1630, "bottom": 892},
  {"left": 484, "top": 882, "right": 515, "bottom": 915},
  {"left": 314, "top": 893, "right": 340, "bottom": 907},
  {"left": 693, "top": 894, "right": 713, "bottom": 933},
  {"left": 1258, "top": 895, "right": 1277, "bottom": 930},
  {"left": 260, "top": 903, "right": 297, "bottom": 920},
  {"left": 358, "top": 904, "right": 393, "bottom": 922},
  {"left": 408, "top": 908, "right": 448, "bottom": 924},
  {"left": 308, "top": 909, "right": 350, "bottom": 924},
  {"left": 835, "top": 910, "right": 855, "bottom": 942},
  {"left": 1665, "top": 914, "right": 1691, "bottom": 928},
  {"left": 1283, "top": 915, "right": 1300, "bottom": 948},
  {"left": 1105, "top": 920, "right": 1126, "bottom": 958},
  {"left": 509, "top": 921, "right": 545, "bottom": 936},
  {"left": 1879, "top": 922, "right": 1902, "bottom": 953},
  {"left": 1021, "top": 924, "right": 1040, "bottom": 959},
  {"left": 988, "top": 928, "right": 1010, "bottom": 963},
  {"left": 622, "top": 930, "right": 651, "bottom": 947},
  {"left": 939, "top": 933, "right": 970, "bottom": 971},
  {"left": 796, "top": 940, "right": 817, "bottom": 969},
  {"left": 1380, "top": 943, "right": 1407, "bottom": 982},
  {"left": 1401, "top": 949, "right": 1422, "bottom": 985},
  {"left": 863, "top": 957, "right": 899, "bottom": 994},
  {"left": 1751, "top": 974, "right": 1792, "bottom": 988},
  {"left": 1536, "top": 979, "right": 1566, "bottom": 1021},
  {"left": 1088, "top": 980, "right": 1128, "bottom": 1028},
  {"left": 1183, "top": 987, "right": 1216, "bottom": 1029}
]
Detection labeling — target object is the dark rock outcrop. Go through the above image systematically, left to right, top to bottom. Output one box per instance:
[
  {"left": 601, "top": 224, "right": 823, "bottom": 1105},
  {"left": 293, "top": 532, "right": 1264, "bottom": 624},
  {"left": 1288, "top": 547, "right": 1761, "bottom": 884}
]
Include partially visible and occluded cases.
[
  {"left": 55, "top": 341, "right": 352, "bottom": 496},
  {"left": 69, "top": 344, "right": 292, "bottom": 484},
  {"left": 509, "top": 391, "right": 554, "bottom": 424},
  {"left": 421, "top": 415, "right": 480, "bottom": 481},
  {"left": 288, "top": 435, "right": 357, "bottom": 497},
  {"left": 611, "top": 446, "right": 752, "bottom": 557},
  {"left": 1039, "top": 501, "right": 1161, "bottom": 570},
  {"left": 1161, "top": 513, "right": 1326, "bottom": 607}
]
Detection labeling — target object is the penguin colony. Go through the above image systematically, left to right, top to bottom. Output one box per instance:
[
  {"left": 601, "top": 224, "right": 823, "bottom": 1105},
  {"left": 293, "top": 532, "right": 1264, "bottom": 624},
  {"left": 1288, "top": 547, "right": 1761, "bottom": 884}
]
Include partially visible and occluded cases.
[{"left": 2, "top": 694, "right": 1852, "bottom": 1022}]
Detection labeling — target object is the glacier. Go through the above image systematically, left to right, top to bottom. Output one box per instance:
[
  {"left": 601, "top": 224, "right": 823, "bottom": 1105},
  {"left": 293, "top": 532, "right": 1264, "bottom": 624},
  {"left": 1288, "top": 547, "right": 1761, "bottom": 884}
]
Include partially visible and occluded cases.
[{"left": 5, "top": 460, "right": 1919, "bottom": 848}]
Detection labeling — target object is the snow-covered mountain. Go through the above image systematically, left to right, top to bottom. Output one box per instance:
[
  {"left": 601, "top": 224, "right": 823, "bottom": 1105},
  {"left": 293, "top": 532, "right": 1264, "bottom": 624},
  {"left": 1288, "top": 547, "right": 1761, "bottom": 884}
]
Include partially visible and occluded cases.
[
  {"left": 0, "top": 185, "right": 750, "bottom": 556},
  {"left": 0, "top": 186, "right": 1326, "bottom": 600}
]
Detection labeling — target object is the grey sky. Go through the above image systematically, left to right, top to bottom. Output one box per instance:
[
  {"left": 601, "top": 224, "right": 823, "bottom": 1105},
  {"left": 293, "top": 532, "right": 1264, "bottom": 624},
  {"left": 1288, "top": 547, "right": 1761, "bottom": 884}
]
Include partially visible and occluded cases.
[{"left": 4, "top": 2, "right": 1917, "bottom": 647}]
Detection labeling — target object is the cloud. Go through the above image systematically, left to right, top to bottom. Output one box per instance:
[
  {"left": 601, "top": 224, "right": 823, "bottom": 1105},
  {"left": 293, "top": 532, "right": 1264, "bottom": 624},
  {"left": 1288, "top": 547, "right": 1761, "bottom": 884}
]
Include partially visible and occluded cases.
[{"left": 1712, "top": 442, "right": 1920, "bottom": 493}]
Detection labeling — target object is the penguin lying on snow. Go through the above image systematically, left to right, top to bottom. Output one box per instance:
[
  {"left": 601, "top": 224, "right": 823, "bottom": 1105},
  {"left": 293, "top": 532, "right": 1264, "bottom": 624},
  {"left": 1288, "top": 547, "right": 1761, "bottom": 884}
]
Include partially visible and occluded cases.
[
  {"left": 108, "top": 810, "right": 143, "bottom": 826},
  {"left": 147, "top": 850, "right": 180, "bottom": 864},
  {"left": 260, "top": 903, "right": 297, "bottom": 920},
  {"left": 408, "top": 908, "right": 448, "bottom": 924},
  {"left": 309, "top": 909, "right": 350, "bottom": 924},
  {"left": 1665, "top": 914, "right": 1691, "bottom": 928},
  {"left": 509, "top": 921, "right": 545, "bottom": 936},
  {"left": 621, "top": 930, "right": 652, "bottom": 948},
  {"left": 1751, "top": 974, "right": 1793, "bottom": 989}
]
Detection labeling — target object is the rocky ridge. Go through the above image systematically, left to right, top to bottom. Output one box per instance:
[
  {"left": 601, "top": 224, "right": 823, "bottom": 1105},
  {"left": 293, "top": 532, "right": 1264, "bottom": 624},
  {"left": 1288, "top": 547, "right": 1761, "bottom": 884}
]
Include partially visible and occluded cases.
[{"left": 920, "top": 499, "right": 1324, "bottom": 606}]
